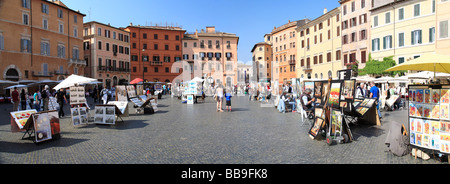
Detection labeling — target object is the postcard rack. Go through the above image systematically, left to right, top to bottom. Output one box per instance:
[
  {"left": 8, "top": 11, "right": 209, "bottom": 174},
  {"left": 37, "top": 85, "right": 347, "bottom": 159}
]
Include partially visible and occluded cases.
[{"left": 408, "top": 84, "right": 450, "bottom": 157}]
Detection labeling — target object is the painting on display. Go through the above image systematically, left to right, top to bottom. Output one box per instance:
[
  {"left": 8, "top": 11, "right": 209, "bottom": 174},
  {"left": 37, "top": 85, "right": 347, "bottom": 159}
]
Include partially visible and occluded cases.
[
  {"left": 340, "top": 80, "right": 355, "bottom": 100},
  {"left": 327, "top": 81, "right": 341, "bottom": 108},
  {"left": 314, "top": 82, "right": 323, "bottom": 104},
  {"left": 321, "top": 82, "right": 329, "bottom": 105},
  {"left": 115, "top": 85, "right": 128, "bottom": 101},
  {"left": 126, "top": 85, "right": 137, "bottom": 98},
  {"left": 69, "top": 86, "right": 86, "bottom": 105},
  {"left": 107, "top": 101, "right": 129, "bottom": 116},
  {"left": 94, "top": 105, "right": 116, "bottom": 125},
  {"left": 71, "top": 107, "right": 88, "bottom": 126},
  {"left": 10, "top": 109, "right": 37, "bottom": 131},
  {"left": 32, "top": 112, "right": 53, "bottom": 143},
  {"left": 309, "top": 117, "right": 325, "bottom": 138}
]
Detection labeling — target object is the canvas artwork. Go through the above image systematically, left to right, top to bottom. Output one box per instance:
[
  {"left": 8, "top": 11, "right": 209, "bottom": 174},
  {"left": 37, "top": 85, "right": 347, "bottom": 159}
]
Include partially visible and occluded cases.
[
  {"left": 340, "top": 80, "right": 355, "bottom": 100},
  {"left": 314, "top": 82, "right": 322, "bottom": 104},
  {"left": 321, "top": 82, "right": 329, "bottom": 104},
  {"left": 328, "top": 82, "right": 341, "bottom": 107},
  {"left": 116, "top": 85, "right": 128, "bottom": 101},
  {"left": 126, "top": 85, "right": 137, "bottom": 98},
  {"left": 136, "top": 85, "right": 144, "bottom": 96},
  {"left": 69, "top": 86, "right": 86, "bottom": 105},
  {"left": 409, "top": 89, "right": 413, "bottom": 101},
  {"left": 416, "top": 89, "right": 424, "bottom": 103},
  {"left": 424, "top": 89, "right": 431, "bottom": 104},
  {"left": 431, "top": 89, "right": 440, "bottom": 104},
  {"left": 441, "top": 89, "right": 450, "bottom": 104},
  {"left": 365, "top": 99, "right": 375, "bottom": 107},
  {"left": 107, "top": 101, "right": 129, "bottom": 116},
  {"left": 409, "top": 103, "right": 416, "bottom": 117},
  {"left": 416, "top": 104, "right": 423, "bottom": 117},
  {"left": 423, "top": 104, "right": 431, "bottom": 118},
  {"left": 441, "top": 104, "right": 449, "bottom": 120},
  {"left": 431, "top": 105, "right": 440, "bottom": 119},
  {"left": 94, "top": 106, "right": 116, "bottom": 125},
  {"left": 71, "top": 107, "right": 88, "bottom": 126},
  {"left": 314, "top": 108, "right": 325, "bottom": 119},
  {"left": 10, "top": 109, "right": 37, "bottom": 130},
  {"left": 331, "top": 110, "right": 343, "bottom": 134},
  {"left": 33, "top": 113, "right": 52, "bottom": 143},
  {"left": 309, "top": 118, "right": 324, "bottom": 137},
  {"left": 410, "top": 118, "right": 416, "bottom": 132},
  {"left": 416, "top": 118, "right": 423, "bottom": 134},
  {"left": 424, "top": 120, "right": 431, "bottom": 135},
  {"left": 431, "top": 121, "right": 440, "bottom": 135},
  {"left": 441, "top": 121, "right": 450, "bottom": 134},
  {"left": 410, "top": 132, "right": 416, "bottom": 145},
  {"left": 440, "top": 133, "right": 450, "bottom": 153}
]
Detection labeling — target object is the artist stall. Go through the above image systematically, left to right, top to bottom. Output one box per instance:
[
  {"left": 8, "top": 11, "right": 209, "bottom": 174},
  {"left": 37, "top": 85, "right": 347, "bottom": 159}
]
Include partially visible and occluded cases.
[
  {"left": 308, "top": 69, "right": 381, "bottom": 145},
  {"left": 408, "top": 84, "right": 450, "bottom": 158},
  {"left": 10, "top": 109, "right": 61, "bottom": 144}
]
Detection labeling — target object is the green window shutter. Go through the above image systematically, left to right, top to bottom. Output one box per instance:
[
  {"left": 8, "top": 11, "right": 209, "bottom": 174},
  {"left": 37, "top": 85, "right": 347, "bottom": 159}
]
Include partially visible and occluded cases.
[
  {"left": 418, "top": 30, "right": 422, "bottom": 44},
  {"left": 411, "top": 31, "right": 414, "bottom": 45},
  {"left": 390, "top": 36, "right": 393, "bottom": 48},
  {"left": 383, "top": 37, "right": 386, "bottom": 49},
  {"left": 377, "top": 38, "right": 380, "bottom": 50},
  {"left": 372, "top": 39, "right": 375, "bottom": 51}
]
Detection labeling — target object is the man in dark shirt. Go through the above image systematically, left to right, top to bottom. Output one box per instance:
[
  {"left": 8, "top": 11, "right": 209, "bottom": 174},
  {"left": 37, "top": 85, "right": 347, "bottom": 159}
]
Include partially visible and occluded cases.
[
  {"left": 11, "top": 87, "right": 19, "bottom": 111},
  {"left": 55, "top": 88, "right": 68, "bottom": 118}
]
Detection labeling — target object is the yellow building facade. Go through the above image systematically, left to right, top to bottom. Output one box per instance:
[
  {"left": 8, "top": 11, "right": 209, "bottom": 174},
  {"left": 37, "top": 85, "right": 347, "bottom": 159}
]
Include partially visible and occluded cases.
[
  {"left": 370, "top": 0, "right": 436, "bottom": 66},
  {"left": 436, "top": 0, "right": 450, "bottom": 55},
  {"left": 296, "top": 7, "right": 343, "bottom": 80}
]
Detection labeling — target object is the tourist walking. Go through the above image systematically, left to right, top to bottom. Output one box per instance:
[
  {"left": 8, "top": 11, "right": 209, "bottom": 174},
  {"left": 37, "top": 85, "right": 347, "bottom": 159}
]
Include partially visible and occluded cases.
[
  {"left": 369, "top": 81, "right": 382, "bottom": 119},
  {"left": 215, "top": 83, "right": 224, "bottom": 112},
  {"left": 42, "top": 85, "right": 51, "bottom": 111},
  {"left": 100, "top": 86, "right": 109, "bottom": 105},
  {"left": 11, "top": 87, "right": 19, "bottom": 111},
  {"left": 225, "top": 87, "right": 232, "bottom": 112},
  {"left": 55, "top": 88, "right": 68, "bottom": 118},
  {"left": 20, "top": 89, "right": 27, "bottom": 110},
  {"left": 33, "top": 89, "right": 40, "bottom": 112}
]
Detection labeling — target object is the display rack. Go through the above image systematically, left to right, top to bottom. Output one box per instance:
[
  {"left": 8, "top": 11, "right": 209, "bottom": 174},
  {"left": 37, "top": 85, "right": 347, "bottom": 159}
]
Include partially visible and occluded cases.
[{"left": 408, "top": 84, "right": 450, "bottom": 157}]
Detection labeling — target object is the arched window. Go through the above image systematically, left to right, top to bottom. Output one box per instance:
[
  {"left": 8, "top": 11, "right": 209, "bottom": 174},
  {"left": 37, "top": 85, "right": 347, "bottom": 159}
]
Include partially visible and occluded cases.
[{"left": 5, "top": 68, "right": 19, "bottom": 81}]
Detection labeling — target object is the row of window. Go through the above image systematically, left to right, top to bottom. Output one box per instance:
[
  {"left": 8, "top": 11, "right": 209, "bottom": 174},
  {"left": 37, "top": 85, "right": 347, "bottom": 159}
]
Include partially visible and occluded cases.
[
  {"left": 22, "top": 0, "right": 79, "bottom": 23},
  {"left": 342, "top": 0, "right": 367, "bottom": 16},
  {"left": 373, "top": 2, "right": 434, "bottom": 28},
  {"left": 299, "top": 14, "right": 340, "bottom": 37},
  {"left": 342, "top": 14, "right": 368, "bottom": 30},
  {"left": 95, "top": 27, "right": 130, "bottom": 43},
  {"left": 300, "top": 27, "right": 341, "bottom": 49},
  {"left": 372, "top": 28, "right": 435, "bottom": 52},
  {"left": 342, "top": 29, "right": 367, "bottom": 44},
  {"left": 132, "top": 32, "right": 180, "bottom": 41},
  {"left": 19, "top": 38, "right": 80, "bottom": 59},
  {"left": 183, "top": 40, "right": 232, "bottom": 49},
  {"left": 87, "top": 41, "right": 130, "bottom": 55},
  {"left": 132, "top": 43, "right": 180, "bottom": 51},
  {"left": 300, "top": 50, "right": 342, "bottom": 67},
  {"left": 131, "top": 55, "right": 181, "bottom": 62},
  {"left": 97, "top": 58, "right": 130, "bottom": 70}
]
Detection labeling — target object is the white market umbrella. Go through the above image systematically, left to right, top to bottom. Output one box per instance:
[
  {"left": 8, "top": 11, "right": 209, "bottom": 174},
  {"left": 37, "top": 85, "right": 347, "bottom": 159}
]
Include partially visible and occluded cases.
[
  {"left": 53, "top": 74, "right": 97, "bottom": 90},
  {"left": 390, "top": 75, "right": 409, "bottom": 83},
  {"left": 374, "top": 76, "right": 394, "bottom": 83},
  {"left": 190, "top": 77, "right": 204, "bottom": 82}
]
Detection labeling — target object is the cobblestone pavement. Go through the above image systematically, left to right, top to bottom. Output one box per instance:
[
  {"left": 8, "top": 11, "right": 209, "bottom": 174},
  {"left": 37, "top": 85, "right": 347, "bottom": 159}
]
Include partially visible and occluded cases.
[{"left": 0, "top": 95, "right": 446, "bottom": 164}]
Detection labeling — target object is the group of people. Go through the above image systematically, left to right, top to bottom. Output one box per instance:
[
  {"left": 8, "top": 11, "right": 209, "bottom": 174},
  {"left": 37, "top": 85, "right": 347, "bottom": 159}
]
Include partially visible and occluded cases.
[
  {"left": 213, "top": 83, "right": 233, "bottom": 112},
  {"left": 11, "top": 85, "right": 68, "bottom": 118}
]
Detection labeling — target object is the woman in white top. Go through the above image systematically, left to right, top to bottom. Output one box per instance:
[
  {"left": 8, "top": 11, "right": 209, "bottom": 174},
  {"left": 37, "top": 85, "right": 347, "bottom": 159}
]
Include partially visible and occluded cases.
[{"left": 215, "top": 84, "right": 224, "bottom": 112}]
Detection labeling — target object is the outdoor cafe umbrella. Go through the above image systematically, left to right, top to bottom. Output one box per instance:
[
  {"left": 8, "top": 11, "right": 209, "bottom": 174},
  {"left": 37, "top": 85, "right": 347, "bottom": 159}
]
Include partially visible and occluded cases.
[
  {"left": 385, "top": 53, "right": 450, "bottom": 81},
  {"left": 53, "top": 74, "right": 97, "bottom": 90},
  {"left": 130, "top": 78, "right": 143, "bottom": 84},
  {"left": 5, "top": 84, "right": 28, "bottom": 89}
]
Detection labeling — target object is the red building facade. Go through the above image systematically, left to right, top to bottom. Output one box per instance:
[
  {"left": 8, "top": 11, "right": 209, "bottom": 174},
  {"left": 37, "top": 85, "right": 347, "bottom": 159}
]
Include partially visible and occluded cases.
[{"left": 125, "top": 25, "right": 186, "bottom": 82}]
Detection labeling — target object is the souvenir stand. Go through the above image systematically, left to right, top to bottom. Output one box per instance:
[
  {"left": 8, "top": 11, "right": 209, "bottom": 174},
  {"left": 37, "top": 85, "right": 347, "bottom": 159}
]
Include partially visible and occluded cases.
[
  {"left": 308, "top": 70, "right": 355, "bottom": 145},
  {"left": 408, "top": 84, "right": 450, "bottom": 159},
  {"left": 128, "top": 85, "right": 155, "bottom": 114},
  {"left": 69, "top": 86, "right": 91, "bottom": 126},
  {"left": 11, "top": 109, "right": 61, "bottom": 144}
]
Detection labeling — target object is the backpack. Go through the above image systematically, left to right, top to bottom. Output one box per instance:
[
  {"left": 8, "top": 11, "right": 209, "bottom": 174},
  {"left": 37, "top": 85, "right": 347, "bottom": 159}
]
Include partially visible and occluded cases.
[{"left": 41, "top": 90, "right": 48, "bottom": 99}]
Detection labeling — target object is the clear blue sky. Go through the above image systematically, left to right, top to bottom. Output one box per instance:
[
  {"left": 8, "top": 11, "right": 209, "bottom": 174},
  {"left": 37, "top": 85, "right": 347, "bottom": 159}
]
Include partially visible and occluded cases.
[{"left": 64, "top": 0, "right": 340, "bottom": 64}]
